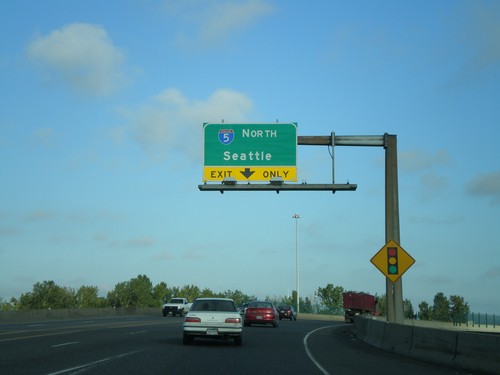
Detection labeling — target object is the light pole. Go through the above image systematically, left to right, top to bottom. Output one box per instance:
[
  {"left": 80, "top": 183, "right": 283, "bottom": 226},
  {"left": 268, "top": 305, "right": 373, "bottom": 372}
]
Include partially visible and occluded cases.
[{"left": 292, "top": 213, "right": 300, "bottom": 315}]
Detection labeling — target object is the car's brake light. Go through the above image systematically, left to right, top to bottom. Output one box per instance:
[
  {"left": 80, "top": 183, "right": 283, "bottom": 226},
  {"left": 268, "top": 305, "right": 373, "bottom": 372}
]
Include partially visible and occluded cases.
[
  {"left": 184, "top": 317, "right": 201, "bottom": 323},
  {"left": 225, "top": 317, "right": 241, "bottom": 323}
]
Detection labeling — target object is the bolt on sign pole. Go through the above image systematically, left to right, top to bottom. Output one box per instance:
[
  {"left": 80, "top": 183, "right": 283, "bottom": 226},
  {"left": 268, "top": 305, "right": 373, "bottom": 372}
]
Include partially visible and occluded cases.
[{"left": 384, "top": 134, "right": 404, "bottom": 324}]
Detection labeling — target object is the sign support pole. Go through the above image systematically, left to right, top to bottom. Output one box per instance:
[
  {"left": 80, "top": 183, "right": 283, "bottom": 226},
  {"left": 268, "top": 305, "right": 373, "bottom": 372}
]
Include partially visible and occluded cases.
[
  {"left": 201, "top": 130, "right": 410, "bottom": 324},
  {"left": 331, "top": 131, "right": 335, "bottom": 184},
  {"left": 384, "top": 134, "right": 404, "bottom": 324}
]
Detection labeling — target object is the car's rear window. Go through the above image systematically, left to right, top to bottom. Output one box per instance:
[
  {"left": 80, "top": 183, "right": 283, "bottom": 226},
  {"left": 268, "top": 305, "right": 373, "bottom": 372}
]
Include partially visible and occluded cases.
[
  {"left": 191, "top": 300, "right": 236, "bottom": 312},
  {"left": 248, "top": 302, "right": 273, "bottom": 308}
]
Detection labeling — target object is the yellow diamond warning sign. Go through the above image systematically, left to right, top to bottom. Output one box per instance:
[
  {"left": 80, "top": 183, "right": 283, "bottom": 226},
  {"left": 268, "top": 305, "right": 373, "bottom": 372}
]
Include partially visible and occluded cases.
[{"left": 370, "top": 239, "right": 415, "bottom": 282}]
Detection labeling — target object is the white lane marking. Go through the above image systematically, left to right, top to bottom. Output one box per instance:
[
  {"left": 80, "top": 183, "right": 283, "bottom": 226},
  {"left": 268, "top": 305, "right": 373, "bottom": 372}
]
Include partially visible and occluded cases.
[
  {"left": 303, "top": 325, "right": 337, "bottom": 375},
  {"left": 129, "top": 330, "right": 146, "bottom": 335},
  {"left": 51, "top": 341, "right": 79, "bottom": 348},
  {"left": 48, "top": 349, "right": 144, "bottom": 374}
]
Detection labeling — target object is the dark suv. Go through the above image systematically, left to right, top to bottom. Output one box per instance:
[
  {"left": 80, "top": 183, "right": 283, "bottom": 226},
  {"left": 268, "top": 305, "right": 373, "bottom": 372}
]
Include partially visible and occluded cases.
[{"left": 277, "top": 305, "right": 297, "bottom": 321}]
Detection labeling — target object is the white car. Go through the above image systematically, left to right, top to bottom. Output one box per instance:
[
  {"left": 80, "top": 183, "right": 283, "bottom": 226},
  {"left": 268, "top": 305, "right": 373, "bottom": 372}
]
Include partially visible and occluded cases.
[{"left": 183, "top": 298, "right": 243, "bottom": 346}]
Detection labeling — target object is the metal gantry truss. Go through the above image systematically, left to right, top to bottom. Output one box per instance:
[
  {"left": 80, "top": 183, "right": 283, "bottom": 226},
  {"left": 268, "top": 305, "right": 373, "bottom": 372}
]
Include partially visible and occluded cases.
[
  {"left": 198, "top": 132, "right": 405, "bottom": 324},
  {"left": 198, "top": 133, "right": 384, "bottom": 193},
  {"left": 198, "top": 182, "right": 357, "bottom": 193}
]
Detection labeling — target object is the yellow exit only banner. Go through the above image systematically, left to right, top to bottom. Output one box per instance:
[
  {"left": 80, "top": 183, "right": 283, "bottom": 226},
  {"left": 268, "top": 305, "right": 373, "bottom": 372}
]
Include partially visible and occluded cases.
[{"left": 203, "top": 166, "right": 297, "bottom": 182}]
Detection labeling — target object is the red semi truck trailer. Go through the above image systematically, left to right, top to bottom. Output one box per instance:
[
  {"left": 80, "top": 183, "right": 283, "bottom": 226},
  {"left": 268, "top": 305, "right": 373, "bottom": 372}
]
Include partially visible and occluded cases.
[{"left": 343, "top": 291, "right": 377, "bottom": 323}]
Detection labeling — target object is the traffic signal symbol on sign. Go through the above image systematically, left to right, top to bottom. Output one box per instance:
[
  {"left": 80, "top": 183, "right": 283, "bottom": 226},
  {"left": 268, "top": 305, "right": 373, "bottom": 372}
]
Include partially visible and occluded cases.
[
  {"left": 371, "top": 240, "right": 415, "bottom": 282},
  {"left": 387, "top": 247, "right": 398, "bottom": 275}
]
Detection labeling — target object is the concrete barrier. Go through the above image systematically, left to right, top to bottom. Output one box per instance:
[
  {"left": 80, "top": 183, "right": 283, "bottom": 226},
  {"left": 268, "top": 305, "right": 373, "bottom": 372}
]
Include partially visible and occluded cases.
[
  {"left": 0, "top": 307, "right": 160, "bottom": 323},
  {"left": 0, "top": 310, "right": 346, "bottom": 324},
  {"left": 354, "top": 316, "right": 500, "bottom": 374},
  {"left": 364, "top": 316, "right": 386, "bottom": 348},
  {"left": 380, "top": 322, "right": 413, "bottom": 354},
  {"left": 410, "top": 325, "right": 458, "bottom": 367},
  {"left": 455, "top": 331, "right": 500, "bottom": 374}
]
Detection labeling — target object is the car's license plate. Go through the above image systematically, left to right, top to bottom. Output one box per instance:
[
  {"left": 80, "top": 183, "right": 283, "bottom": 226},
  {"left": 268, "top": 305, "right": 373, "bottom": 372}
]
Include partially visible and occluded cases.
[
  {"left": 256, "top": 315, "right": 263, "bottom": 319},
  {"left": 207, "top": 329, "right": 218, "bottom": 335}
]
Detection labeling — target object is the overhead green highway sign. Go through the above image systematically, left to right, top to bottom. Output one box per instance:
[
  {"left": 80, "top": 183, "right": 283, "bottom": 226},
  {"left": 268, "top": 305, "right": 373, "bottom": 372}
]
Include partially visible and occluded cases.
[{"left": 203, "top": 123, "right": 297, "bottom": 182}]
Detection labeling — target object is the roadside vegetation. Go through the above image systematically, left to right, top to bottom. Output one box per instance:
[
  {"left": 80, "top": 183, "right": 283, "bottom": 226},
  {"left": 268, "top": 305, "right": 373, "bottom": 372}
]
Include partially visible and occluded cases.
[{"left": 0, "top": 275, "right": 470, "bottom": 323}]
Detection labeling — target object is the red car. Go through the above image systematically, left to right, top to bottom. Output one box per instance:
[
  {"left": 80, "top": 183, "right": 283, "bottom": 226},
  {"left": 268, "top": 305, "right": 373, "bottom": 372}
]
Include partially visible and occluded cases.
[{"left": 244, "top": 301, "right": 279, "bottom": 327}]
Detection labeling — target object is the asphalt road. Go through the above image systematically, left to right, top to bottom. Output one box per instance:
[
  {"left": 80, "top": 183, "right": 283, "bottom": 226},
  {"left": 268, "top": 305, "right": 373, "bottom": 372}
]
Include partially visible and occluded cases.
[{"left": 0, "top": 315, "right": 478, "bottom": 374}]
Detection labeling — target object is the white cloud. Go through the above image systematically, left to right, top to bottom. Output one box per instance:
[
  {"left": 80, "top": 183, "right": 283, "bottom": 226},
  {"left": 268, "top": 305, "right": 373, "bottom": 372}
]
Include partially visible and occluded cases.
[
  {"left": 171, "top": 0, "right": 275, "bottom": 48},
  {"left": 200, "top": 0, "right": 275, "bottom": 43},
  {"left": 444, "top": 2, "right": 500, "bottom": 89},
  {"left": 467, "top": 3, "right": 500, "bottom": 72},
  {"left": 26, "top": 23, "right": 127, "bottom": 95},
  {"left": 127, "top": 88, "right": 252, "bottom": 162},
  {"left": 32, "top": 128, "right": 56, "bottom": 147},
  {"left": 399, "top": 149, "right": 450, "bottom": 172},
  {"left": 399, "top": 149, "right": 452, "bottom": 202},
  {"left": 466, "top": 171, "right": 500, "bottom": 205},
  {"left": 420, "top": 172, "right": 448, "bottom": 190},
  {"left": 23, "top": 210, "right": 56, "bottom": 221},
  {"left": 126, "top": 237, "right": 155, "bottom": 248},
  {"left": 153, "top": 252, "right": 174, "bottom": 261},
  {"left": 482, "top": 265, "right": 500, "bottom": 279}
]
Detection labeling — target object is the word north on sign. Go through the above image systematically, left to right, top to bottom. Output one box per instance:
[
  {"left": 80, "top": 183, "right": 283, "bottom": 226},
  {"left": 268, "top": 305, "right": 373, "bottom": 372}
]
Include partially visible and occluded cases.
[{"left": 203, "top": 123, "right": 298, "bottom": 182}]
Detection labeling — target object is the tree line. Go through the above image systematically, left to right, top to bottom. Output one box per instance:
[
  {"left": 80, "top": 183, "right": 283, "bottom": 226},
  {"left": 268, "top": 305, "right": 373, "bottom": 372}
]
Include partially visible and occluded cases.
[
  {"left": 0, "top": 275, "right": 310, "bottom": 312},
  {"left": 0, "top": 276, "right": 470, "bottom": 322},
  {"left": 314, "top": 283, "right": 470, "bottom": 323}
]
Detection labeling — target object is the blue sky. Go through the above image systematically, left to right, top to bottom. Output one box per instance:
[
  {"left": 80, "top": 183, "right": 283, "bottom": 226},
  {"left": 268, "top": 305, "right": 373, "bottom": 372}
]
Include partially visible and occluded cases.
[{"left": 1, "top": 1, "right": 499, "bottom": 314}]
